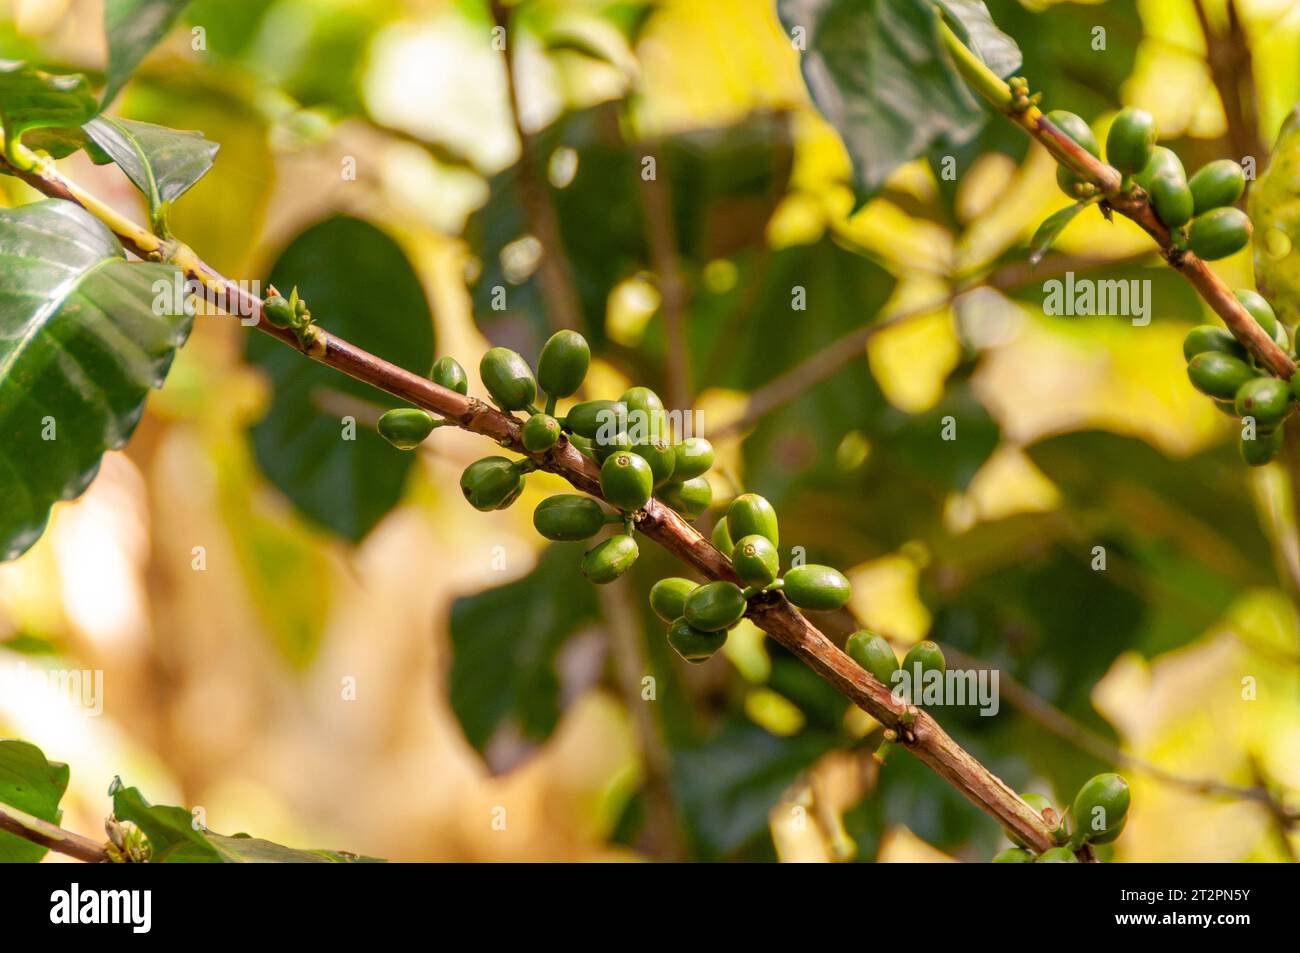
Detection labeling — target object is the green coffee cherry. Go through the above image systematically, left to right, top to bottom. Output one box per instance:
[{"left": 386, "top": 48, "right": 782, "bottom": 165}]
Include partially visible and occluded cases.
[
  {"left": 1106, "top": 107, "right": 1156, "bottom": 176},
  {"left": 1046, "top": 110, "right": 1099, "bottom": 156},
  {"left": 1047, "top": 111, "right": 1098, "bottom": 199},
  {"left": 1134, "top": 145, "right": 1185, "bottom": 192},
  {"left": 1189, "top": 159, "right": 1246, "bottom": 216},
  {"left": 1056, "top": 165, "right": 1092, "bottom": 200},
  {"left": 1149, "top": 171, "right": 1194, "bottom": 229},
  {"left": 1188, "top": 207, "right": 1252, "bottom": 260},
  {"left": 1234, "top": 288, "right": 1279, "bottom": 337},
  {"left": 294, "top": 294, "right": 308, "bottom": 318},
  {"left": 262, "top": 295, "right": 295, "bottom": 329},
  {"left": 1273, "top": 319, "right": 1291, "bottom": 351},
  {"left": 1183, "top": 325, "right": 1247, "bottom": 362},
  {"left": 536, "top": 329, "right": 589, "bottom": 398},
  {"left": 480, "top": 347, "right": 537, "bottom": 410},
  {"left": 1187, "top": 351, "right": 1257, "bottom": 399},
  {"left": 431, "top": 356, "right": 469, "bottom": 395},
  {"left": 1292, "top": 370, "right": 1300, "bottom": 402},
  {"left": 1234, "top": 377, "right": 1291, "bottom": 427},
  {"left": 621, "top": 386, "right": 667, "bottom": 441},
  {"left": 565, "top": 399, "right": 626, "bottom": 439},
  {"left": 377, "top": 408, "right": 436, "bottom": 450},
  {"left": 522, "top": 413, "right": 562, "bottom": 452},
  {"left": 1240, "top": 426, "right": 1283, "bottom": 467},
  {"left": 592, "top": 430, "right": 633, "bottom": 462},
  {"left": 569, "top": 433, "right": 596, "bottom": 460},
  {"left": 672, "top": 437, "right": 714, "bottom": 480},
  {"left": 632, "top": 438, "right": 676, "bottom": 487},
  {"left": 600, "top": 451, "right": 654, "bottom": 511},
  {"left": 461, "top": 456, "right": 525, "bottom": 511},
  {"left": 659, "top": 477, "right": 712, "bottom": 519},
  {"left": 728, "top": 493, "right": 779, "bottom": 548},
  {"left": 533, "top": 494, "right": 606, "bottom": 541},
  {"left": 711, "top": 516, "right": 735, "bottom": 558},
  {"left": 582, "top": 534, "right": 639, "bottom": 584},
  {"left": 732, "top": 534, "right": 779, "bottom": 588},
  {"left": 782, "top": 564, "right": 851, "bottom": 611},
  {"left": 650, "top": 577, "right": 698, "bottom": 623},
  {"left": 684, "top": 580, "right": 748, "bottom": 631},
  {"left": 667, "top": 617, "right": 727, "bottom": 663},
  {"left": 846, "top": 630, "right": 899, "bottom": 688},
  {"left": 902, "top": 639, "right": 946, "bottom": 684},
  {"left": 1071, "top": 772, "right": 1130, "bottom": 843},
  {"left": 1010, "top": 792, "right": 1068, "bottom": 847},
  {"left": 1089, "top": 816, "right": 1127, "bottom": 845},
  {"left": 1036, "top": 846, "right": 1079, "bottom": 863},
  {"left": 992, "top": 847, "right": 1035, "bottom": 863}
]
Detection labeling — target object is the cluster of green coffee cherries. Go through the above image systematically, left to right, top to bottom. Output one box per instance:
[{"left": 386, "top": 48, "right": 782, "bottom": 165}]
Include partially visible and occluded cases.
[
  {"left": 1052, "top": 106, "right": 1252, "bottom": 260},
  {"left": 1183, "top": 290, "right": 1298, "bottom": 465},
  {"left": 374, "top": 328, "right": 853, "bottom": 664},
  {"left": 649, "top": 495, "right": 851, "bottom": 663},
  {"left": 992, "top": 773, "right": 1131, "bottom": 862}
]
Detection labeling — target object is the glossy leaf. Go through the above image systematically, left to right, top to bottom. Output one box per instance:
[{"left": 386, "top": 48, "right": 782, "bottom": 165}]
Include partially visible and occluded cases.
[
  {"left": 102, "top": 0, "right": 195, "bottom": 106},
  {"left": 776, "top": 0, "right": 985, "bottom": 203},
  {"left": 937, "top": 0, "right": 1022, "bottom": 78},
  {"left": 0, "top": 61, "right": 96, "bottom": 157},
  {"left": 466, "top": 104, "right": 792, "bottom": 354},
  {"left": 83, "top": 115, "right": 219, "bottom": 224},
  {"left": 0, "top": 200, "right": 191, "bottom": 561},
  {"left": 1028, "top": 203, "right": 1086, "bottom": 267},
  {"left": 245, "top": 215, "right": 435, "bottom": 541},
  {"left": 449, "top": 544, "right": 601, "bottom": 759},
  {"left": 0, "top": 740, "right": 70, "bottom": 863},
  {"left": 111, "top": 784, "right": 383, "bottom": 862}
]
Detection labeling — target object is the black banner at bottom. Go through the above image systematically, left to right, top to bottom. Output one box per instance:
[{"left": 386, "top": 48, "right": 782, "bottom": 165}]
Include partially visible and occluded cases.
[{"left": 0, "top": 859, "right": 1284, "bottom": 940}]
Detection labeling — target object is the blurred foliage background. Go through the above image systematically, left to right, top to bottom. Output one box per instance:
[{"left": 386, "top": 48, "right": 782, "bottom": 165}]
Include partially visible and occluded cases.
[{"left": 1, "top": 0, "right": 1298, "bottom": 862}]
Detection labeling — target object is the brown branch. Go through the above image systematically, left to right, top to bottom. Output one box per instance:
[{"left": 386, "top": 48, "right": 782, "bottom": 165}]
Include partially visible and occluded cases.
[
  {"left": 490, "top": 0, "right": 584, "bottom": 333},
  {"left": 939, "top": 22, "right": 1294, "bottom": 380},
  {"left": 0, "top": 802, "right": 108, "bottom": 863}
]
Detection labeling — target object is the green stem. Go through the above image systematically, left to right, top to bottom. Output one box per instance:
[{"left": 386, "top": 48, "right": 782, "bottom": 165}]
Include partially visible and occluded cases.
[
  {"left": 935, "top": 19, "right": 1011, "bottom": 109},
  {"left": 545, "top": 394, "right": 557, "bottom": 416}
]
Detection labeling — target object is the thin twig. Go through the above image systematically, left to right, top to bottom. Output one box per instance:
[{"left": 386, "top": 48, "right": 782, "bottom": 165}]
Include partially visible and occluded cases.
[
  {"left": 711, "top": 248, "right": 1155, "bottom": 440},
  {"left": 0, "top": 802, "right": 108, "bottom": 863}
]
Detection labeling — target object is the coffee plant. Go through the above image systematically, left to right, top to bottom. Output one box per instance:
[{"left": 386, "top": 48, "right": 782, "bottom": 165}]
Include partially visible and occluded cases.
[{"left": 0, "top": 0, "right": 1296, "bottom": 866}]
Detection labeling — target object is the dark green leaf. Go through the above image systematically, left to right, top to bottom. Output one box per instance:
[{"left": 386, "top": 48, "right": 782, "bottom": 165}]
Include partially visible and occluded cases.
[
  {"left": 102, "top": 0, "right": 194, "bottom": 106},
  {"left": 777, "top": 0, "right": 985, "bottom": 203},
  {"left": 937, "top": 0, "right": 1022, "bottom": 79},
  {"left": 0, "top": 61, "right": 96, "bottom": 158},
  {"left": 466, "top": 104, "right": 792, "bottom": 355},
  {"left": 83, "top": 115, "right": 219, "bottom": 223},
  {"left": 0, "top": 200, "right": 191, "bottom": 561},
  {"left": 1028, "top": 203, "right": 1086, "bottom": 267},
  {"left": 246, "top": 215, "right": 435, "bottom": 541},
  {"left": 449, "top": 544, "right": 601, "bottom": 757},
  {"left": 672, "top": 719, "right": 834, "bottom": 859},
  {"left": 0, "top": 740, "right": 70, "bottom": 863},
  {"left": 111, "top": 784, "right": 383, "bottom": 862}
]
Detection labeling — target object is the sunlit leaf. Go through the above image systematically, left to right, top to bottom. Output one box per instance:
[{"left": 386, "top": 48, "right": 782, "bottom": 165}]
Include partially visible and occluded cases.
[
  {"left": 0, "top": 200, "right": 190, "bottom": 561},
  {"left": 0, "top": 740, "right": 69, "bottom": 863}
]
